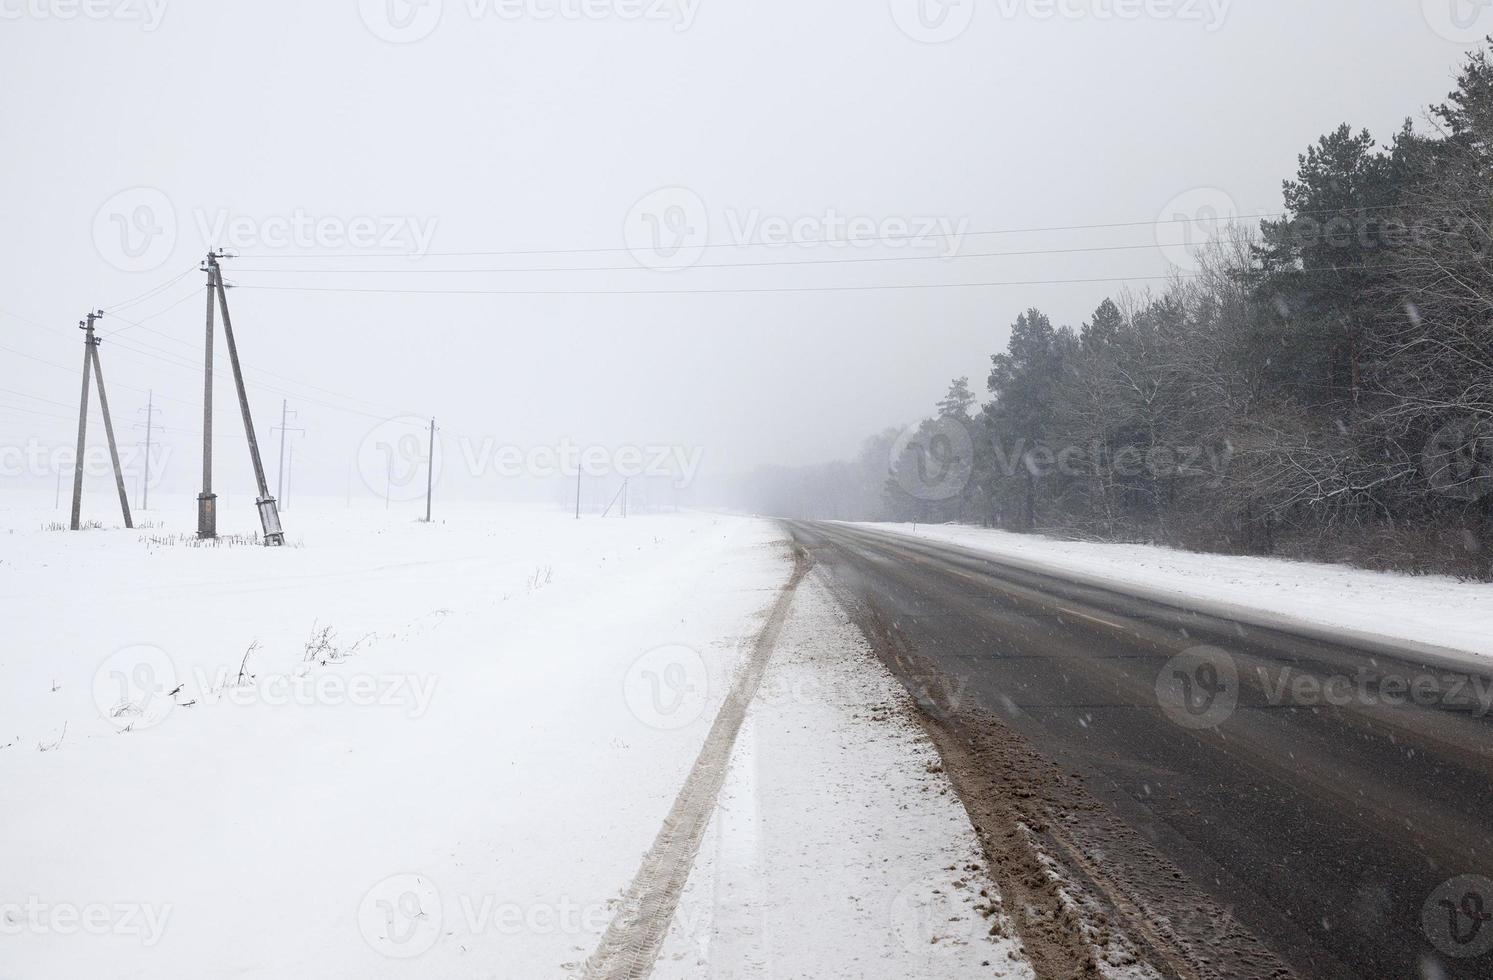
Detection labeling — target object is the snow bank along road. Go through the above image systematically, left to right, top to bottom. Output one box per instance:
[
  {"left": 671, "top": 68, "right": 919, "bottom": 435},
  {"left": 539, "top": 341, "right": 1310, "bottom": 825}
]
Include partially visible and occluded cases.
[
  {"left": 1, "top": 500, "right": 1036, "bottom": 979},
  {"left": 787, "top": 520, "right": 1493, "bottom": 980}
]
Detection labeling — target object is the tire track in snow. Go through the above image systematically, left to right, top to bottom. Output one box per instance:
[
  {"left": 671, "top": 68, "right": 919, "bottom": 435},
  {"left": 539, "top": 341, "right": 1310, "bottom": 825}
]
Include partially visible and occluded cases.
[{"left": 581, "top": 544, "right": 809, "bottom": 980}]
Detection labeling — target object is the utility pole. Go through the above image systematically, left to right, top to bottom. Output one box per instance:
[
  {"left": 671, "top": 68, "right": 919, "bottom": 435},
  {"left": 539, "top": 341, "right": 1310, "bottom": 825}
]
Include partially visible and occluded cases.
[
  {"left": 206, "top": 251, "right": 285, "bottom": 546},
  {"left": 198, "top": 257, "right": 217, "bottom": 538},
  {"left": 70, "top": 312, "right": 133, "bottom": 530},
  {"left": 134, "top": 390, "right": 158, "bottom": 510},
  {"left": 271, "top": 399, "right": 303, "bottom": 510},
  {"left": 423, "top": 417, "right": 437, "bottom": 523}
]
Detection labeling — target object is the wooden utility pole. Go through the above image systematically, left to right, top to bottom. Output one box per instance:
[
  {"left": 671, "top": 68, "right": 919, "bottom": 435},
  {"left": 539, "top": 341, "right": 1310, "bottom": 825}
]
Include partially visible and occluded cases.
[
  {"left": 210, "top": 253, "right": 284, "bottom": 545},
  {"left": 198, "top": 259, "right": 217, "bottom": 538},
  {"left": 70, "top": 312, "right": 133, "bottom": 530},
  {"left": 423, "top": 417, "right": 437, "bottom": 523}
]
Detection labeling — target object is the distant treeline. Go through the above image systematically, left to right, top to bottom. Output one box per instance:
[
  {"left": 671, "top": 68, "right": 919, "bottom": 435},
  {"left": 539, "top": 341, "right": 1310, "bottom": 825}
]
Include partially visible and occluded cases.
[{"left": 734, "top": 43, "right": 1493, "bottom": 579}]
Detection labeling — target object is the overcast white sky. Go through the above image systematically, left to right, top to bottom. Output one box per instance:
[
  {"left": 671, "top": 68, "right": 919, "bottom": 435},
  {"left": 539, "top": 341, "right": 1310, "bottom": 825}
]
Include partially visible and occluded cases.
[{"left": 1, "top": 0, "right": 1486, "bottom": 509}]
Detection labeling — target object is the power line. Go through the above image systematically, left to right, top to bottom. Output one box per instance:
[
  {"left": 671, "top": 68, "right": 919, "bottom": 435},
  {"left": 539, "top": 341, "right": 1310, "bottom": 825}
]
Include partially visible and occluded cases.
[
  {"left": 227, "top": 199, "right": 1451, "bottom": 261},
  {"left": 226, "top": 239, "right": 1196, "bottom": 276},
  {"left": 231, "top": 272, "right": 1209, "bottom": 297}
]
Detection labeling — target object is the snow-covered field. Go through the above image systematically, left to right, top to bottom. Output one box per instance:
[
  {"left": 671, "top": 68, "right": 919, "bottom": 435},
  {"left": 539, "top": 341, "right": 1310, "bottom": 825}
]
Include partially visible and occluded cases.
[
  {"left": 0, "top": 495, "right": 1031, "bottom": 979},
  {"left": 863, "top": 522, "right": 1493, "bottom": 661}
]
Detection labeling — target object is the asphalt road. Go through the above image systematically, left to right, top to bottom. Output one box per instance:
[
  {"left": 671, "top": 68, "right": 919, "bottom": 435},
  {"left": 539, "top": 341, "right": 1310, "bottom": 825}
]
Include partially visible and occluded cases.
[{"left": 786, "top": 520, "right": 1493, "bottom": 980}]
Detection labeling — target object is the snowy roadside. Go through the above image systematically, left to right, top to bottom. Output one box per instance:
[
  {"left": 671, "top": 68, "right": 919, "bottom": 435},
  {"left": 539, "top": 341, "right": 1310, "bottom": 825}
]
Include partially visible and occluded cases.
[
  {"left": 1, "top": 498, "right": 794, "bottom": 979},
  {"left": 1, "top": 498, "right": 1036, "bottom": 980},
  {"left": 859, "top": 522, "right": 1493, "bottom": 662},
  {"left": 650, "top": 574, "right": 1033, "bottom": 980}
]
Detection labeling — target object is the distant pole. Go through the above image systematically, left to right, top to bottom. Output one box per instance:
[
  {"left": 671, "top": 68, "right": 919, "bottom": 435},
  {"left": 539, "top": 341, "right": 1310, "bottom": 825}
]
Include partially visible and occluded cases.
[
  {"left": 198, "top": 257, "right": 217, "bottom": 539},
  {"left": 87, "top": 320, "right": 133, "bottom": 529},
  {"left": 69, "top": 324, "right": 91, "bottom": 530},
  {"left": 135, "top": 389, "right": 157, "bottom": 510},
  {"left": 271, "top": 399, "right": 303, "bottom": 511},
  {"left": 277, "top": 399, "right": 288, "bottom": 501},
  {"left": 424, "top": 417, "right": 436, "bottom": 523}
]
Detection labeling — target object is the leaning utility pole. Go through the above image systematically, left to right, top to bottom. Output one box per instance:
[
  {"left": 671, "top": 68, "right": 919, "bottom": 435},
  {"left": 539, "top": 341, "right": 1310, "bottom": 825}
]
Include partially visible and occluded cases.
[
  {"left": 201, "top": 251, "right": 285, "bottom": 546},
  {"left": 69, "top": 312, "right": 133, "bottom": 530},
  {"left": 134, "top": 390, "right": 158, "bottom": 510},
  {"left": 271, "top": 399, "right": 303, "bottom": 507},
  {"left": 423, "top": 417, "right": 437, "bottom": 523}
]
